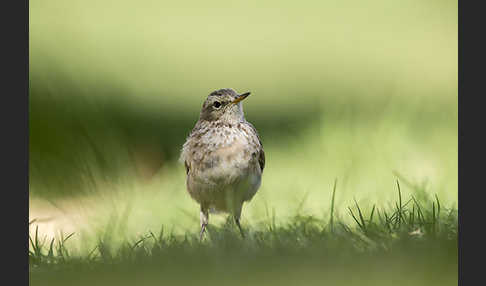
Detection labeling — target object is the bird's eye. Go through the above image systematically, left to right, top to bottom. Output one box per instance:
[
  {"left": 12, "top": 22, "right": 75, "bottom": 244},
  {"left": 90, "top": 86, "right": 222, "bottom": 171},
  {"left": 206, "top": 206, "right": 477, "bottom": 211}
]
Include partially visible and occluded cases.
[{"left": 213, "top": 101, "right": 222, "bottom": 109}]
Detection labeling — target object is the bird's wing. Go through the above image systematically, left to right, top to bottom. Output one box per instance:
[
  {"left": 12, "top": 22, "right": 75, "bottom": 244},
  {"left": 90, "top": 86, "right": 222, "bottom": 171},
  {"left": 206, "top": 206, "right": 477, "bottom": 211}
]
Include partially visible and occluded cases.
[
  {"left": 245, "top": 121, "right": 265, "bottom": 173},
  {"left": 258, "top": 148, "right": 265, "bottom": 172},
  {"left": 184, "top": 160, "right": 190, "bottom": 174}
]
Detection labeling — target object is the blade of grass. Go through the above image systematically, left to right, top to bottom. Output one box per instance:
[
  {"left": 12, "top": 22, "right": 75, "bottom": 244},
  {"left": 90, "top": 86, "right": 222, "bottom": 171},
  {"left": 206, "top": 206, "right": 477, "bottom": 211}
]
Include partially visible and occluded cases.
[
  {"left": 329, "top": 178, "right": 338, "bottom": 233},
  {"left": 396, "top": 180, "right": 403, "bottom": 226},
  {"left": 435, "top": 194, "right": 441, "bottom": 221},
  {"left": 412, "top": 195, "right": 425, "bottom": 226},
  {"left": 353, "top": 199, "right": 367, "bottom": 232},
  {"left": 369, "top": 204, "right": 376, "bottom": 224},
  {"left": 348, "top": 207, "right": 363, "bottom": 231},
  {"left": 47, "top": 238, "right": 55, "bottom": 259}
]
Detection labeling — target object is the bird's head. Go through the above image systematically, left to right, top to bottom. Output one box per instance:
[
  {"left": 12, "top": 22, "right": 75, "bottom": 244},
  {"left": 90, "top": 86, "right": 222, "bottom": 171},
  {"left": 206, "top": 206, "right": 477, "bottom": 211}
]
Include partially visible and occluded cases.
[{"left": 199, "top": 88, "right": 250, "bottom": 123}]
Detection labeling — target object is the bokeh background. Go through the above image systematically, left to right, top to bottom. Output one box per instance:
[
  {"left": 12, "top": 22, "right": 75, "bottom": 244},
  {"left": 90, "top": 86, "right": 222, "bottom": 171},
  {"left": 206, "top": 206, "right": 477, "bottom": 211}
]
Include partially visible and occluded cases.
[{"left": 29, "top": 0, "right": 457, "bottom": 250}]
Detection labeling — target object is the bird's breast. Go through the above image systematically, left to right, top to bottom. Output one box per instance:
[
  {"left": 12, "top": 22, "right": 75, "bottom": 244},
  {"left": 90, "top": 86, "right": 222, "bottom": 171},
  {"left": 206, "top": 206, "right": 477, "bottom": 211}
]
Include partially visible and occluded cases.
[
  {"left": 189, "top": 127, "right": 261, "bottom": 185},
  {"left": 199, "top": 141, "right": 255, "bottom": 180}
]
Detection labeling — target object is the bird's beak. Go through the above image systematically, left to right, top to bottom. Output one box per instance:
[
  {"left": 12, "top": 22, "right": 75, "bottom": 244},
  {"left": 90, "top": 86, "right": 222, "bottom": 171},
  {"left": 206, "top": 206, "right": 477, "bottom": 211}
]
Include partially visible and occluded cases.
[{"left": 232, "top": 92, "right": 251, "bottom": 104}]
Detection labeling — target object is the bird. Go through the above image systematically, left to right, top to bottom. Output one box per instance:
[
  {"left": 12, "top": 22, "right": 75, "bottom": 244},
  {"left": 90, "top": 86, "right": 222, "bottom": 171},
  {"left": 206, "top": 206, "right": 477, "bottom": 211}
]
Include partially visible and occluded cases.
[{"left": 180, "top": 88, "right": 265, "bottom": 239}]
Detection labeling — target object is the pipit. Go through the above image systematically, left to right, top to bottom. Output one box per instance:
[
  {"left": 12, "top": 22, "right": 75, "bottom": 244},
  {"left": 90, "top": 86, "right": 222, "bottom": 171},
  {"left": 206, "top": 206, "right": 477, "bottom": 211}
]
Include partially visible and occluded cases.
[{"left": 180, "top": 88, "right": 265, "bottom": 239}]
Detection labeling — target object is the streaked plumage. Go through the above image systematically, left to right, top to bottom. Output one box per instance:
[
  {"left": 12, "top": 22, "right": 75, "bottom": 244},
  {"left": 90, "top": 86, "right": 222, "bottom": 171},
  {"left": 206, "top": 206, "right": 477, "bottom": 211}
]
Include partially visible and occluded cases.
[{"left": 180, "top": 88, "right": 264, "bottom": 238}]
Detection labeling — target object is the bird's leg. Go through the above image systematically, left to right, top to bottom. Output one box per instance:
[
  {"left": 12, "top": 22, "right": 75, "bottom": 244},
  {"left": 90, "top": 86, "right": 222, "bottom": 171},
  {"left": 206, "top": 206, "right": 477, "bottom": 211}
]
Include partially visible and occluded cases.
[
  {"left": 233, "top": 204, "right": 245, "bottom": 238},
  {"left": 200, "top": 205, "right": 209, "bottom": 240},
  {"left": 234, "top": 217, "right": 245, "bottom": 238}
]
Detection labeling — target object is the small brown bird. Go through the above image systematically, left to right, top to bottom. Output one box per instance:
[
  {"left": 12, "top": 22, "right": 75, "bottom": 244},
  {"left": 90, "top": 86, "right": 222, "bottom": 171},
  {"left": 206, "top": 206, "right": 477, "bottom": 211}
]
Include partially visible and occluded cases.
[{"left": 180, "top": 88, "right": 265, "bottom": 239}]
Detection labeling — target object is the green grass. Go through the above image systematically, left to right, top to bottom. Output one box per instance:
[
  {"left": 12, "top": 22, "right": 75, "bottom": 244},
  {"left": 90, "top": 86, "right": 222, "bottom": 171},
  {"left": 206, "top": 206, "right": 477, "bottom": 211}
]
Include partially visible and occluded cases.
[
  {"left": 29, "top": 0, "right": 457, "bottom": 284},
  {"left": 29, "top": 182, "right": 457, "bottom": 286}
]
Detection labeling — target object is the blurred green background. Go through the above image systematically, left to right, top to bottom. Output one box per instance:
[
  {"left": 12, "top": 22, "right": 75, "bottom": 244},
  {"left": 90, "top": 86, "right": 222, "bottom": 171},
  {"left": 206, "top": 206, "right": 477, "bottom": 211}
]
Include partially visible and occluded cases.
[{"left": 29, "top": 0, "right": 457, "bottom": 252}]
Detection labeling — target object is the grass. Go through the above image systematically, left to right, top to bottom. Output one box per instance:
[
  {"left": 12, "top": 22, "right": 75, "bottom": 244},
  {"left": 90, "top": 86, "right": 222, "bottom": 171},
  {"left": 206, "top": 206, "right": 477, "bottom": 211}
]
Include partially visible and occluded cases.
[
  {"left": 29, "top": 0, "right": 457, "bottom": 284},
  {"left": 29, "top": 181, "right": 457, "bottom": 286}
]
